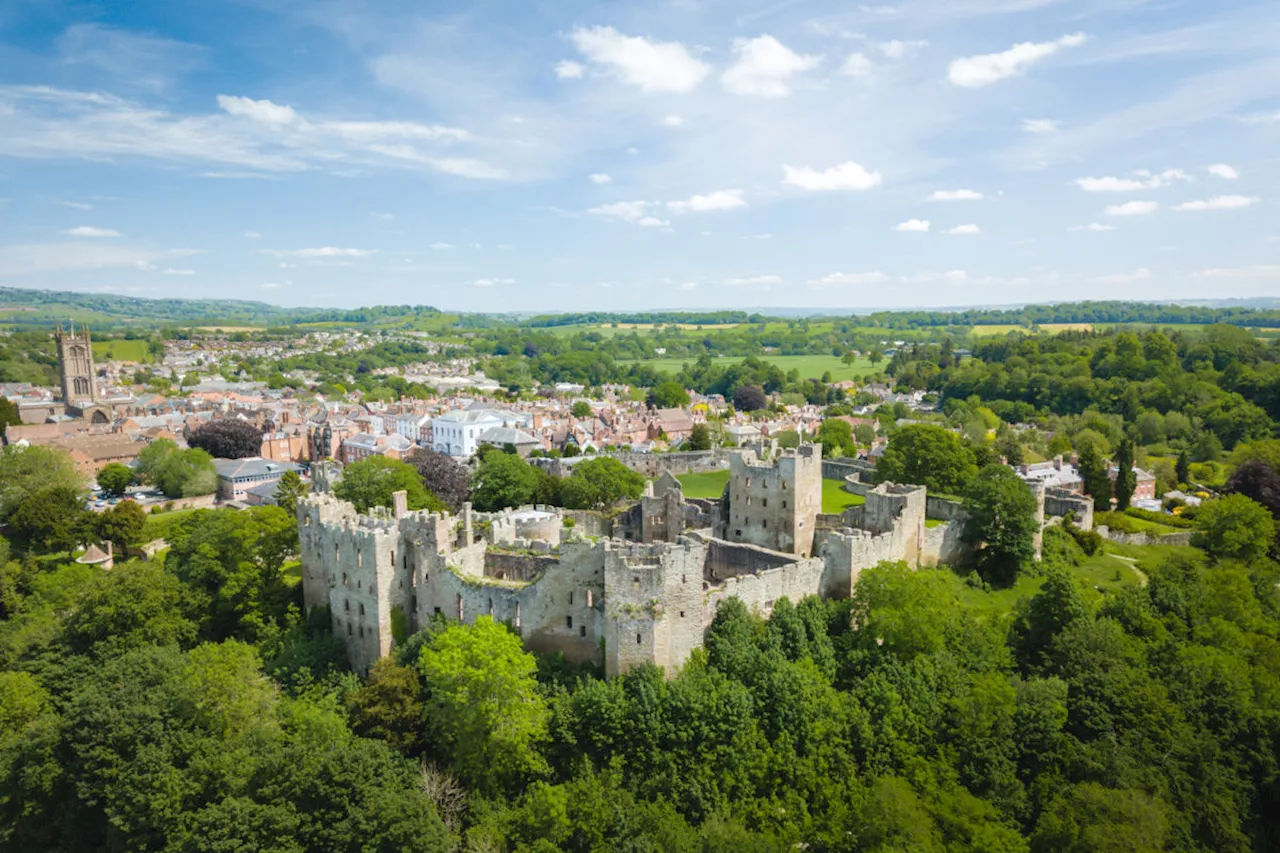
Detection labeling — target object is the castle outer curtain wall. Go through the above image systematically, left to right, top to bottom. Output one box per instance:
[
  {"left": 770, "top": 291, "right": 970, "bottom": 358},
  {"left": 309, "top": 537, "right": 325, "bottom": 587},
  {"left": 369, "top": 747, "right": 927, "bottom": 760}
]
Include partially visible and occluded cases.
[{"left": 297, "top": 444, "right": 1061, "bottom": 678}]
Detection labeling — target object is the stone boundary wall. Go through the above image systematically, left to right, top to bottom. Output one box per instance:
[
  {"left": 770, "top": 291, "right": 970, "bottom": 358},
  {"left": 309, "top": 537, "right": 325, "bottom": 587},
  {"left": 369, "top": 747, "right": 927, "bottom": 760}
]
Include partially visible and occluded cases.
[
  {"left": 611, "top": 449, "right": 731, "bottom": 478},
  {"left": 822, "top": 457, "right": 876, "bottom": 482},
  {"left": 925, "top": 495, "right": 967, "bottom": 522},
  {"left": 562, "top": 509, "right": 612, "bottom": 538},
  {"left": 1096, "top": 527, "right": 1193, "bottom": 547},
  {"left": 705, "top": 538, "right": 803, "bottom": 581},
  {"left": 483, "top": 550, "right": 558, "bottom": 583}
]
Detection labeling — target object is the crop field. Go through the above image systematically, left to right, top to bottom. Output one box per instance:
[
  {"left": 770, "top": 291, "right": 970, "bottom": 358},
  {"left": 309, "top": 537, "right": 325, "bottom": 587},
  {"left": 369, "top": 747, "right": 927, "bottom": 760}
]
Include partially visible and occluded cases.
[
  {"left": 91, "top": 339, "right": 151, "bottom": 363},
  {"left": 623, "top": 353, "right": 879, "bottom": 380}
]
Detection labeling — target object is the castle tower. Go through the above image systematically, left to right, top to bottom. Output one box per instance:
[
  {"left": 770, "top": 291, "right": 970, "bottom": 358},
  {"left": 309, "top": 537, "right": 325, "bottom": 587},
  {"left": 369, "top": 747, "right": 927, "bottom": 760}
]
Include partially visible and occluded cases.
[{"left": 55, "top": 322, "right": 97, "bottom": 407}]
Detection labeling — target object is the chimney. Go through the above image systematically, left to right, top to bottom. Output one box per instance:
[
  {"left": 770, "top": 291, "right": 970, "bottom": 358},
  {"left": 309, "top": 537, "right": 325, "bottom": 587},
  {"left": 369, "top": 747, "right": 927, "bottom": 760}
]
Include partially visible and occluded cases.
[
  {"left": 1053, "top": 455, "right": 1063, "bottom": 470},
  {"left": 392, "top": 489, "right": 408, "bottom": 519}
]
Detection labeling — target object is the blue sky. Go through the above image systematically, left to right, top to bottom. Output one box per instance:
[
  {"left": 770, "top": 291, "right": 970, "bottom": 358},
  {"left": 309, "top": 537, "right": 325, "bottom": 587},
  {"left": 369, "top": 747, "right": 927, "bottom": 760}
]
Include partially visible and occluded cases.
[{"left": 0, "top": 0, "right": 1277, "bottom": 312}]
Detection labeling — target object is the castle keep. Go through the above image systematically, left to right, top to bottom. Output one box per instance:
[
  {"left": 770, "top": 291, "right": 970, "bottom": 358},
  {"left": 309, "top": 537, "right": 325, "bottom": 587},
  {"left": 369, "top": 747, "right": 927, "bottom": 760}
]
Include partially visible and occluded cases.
[{"left": 299, "top": 444, "right": 1083, "bottom": 676}]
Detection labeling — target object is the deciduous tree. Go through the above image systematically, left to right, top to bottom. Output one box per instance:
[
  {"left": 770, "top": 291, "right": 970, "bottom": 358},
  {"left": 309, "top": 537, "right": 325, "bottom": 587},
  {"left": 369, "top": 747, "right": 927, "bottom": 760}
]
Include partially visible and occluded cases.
[
  {"left": 187, "top": 418, "right": 263, "bottom": 459},
  {"left": 876, "top": 424, "right": 978, "bottom": 495},
  {"left": 405, "top": 448, "right": 471, "bottom": 512},
  {"left": 334, "top": 457, "right": 443, "bottom": 514},
  {"left": 96, "top": 462, "right": 134, "bottom": 497},
  {"left": 963, "top": 464, "right": 1039, "bottom": 585},
  {"left": 1192, "top": 494, "right": 1275, "bottom": 561}
]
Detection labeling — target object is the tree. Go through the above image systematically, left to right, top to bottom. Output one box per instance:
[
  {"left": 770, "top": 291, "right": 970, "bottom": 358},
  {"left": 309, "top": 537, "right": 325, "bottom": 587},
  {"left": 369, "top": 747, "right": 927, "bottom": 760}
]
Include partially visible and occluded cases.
[
  {"left": 869, "top": 345, "right": 884, "bottom": 365},
  {"left": 647, "top": 381, "right": 690, "bottom": 409},
  {"left": 732, "top": 385, "right": 767, "bottom": 412},
  {"left": 0, "top": 397, "right": 21, "bottom": 433},
  {"left": 571, "top": 401, "right": 592, "bottom": 419},
  {"left": 187, "top": 418, "right": 263, "bottom": 459},
  {"left": 817, "top": 419, "right": 854, "bottom": 459},
  {"left": 686, "top": 423, "right": 712, "bottom": 451},
  {"left": 854, "top": 423, "right": 876, "bottom": 447},
  {"left": 876, "top": 424, "right": 978, "bottom": 495},
  {"left": 772, "top": 428, "right": 801, "bottom": 449},
  {"left": 995, "top": 429, "right": 1024, "bottom": 466},
  {"left": 1113, "top": 439, "right": 1137, "bottom": 511},
  {"left": 1077, "top": 441, "right": 1112, "bottom": 512},
  {"left": 0, "top": 445, "right": 83, "bottom": 522},
  {"left": 156, "top": 447, "right": 218, "bottom": 498},
  {"left": 404, "top": 448, "right": 471, "bottom": 512},
  {"left": 1176, "top": 449, "right": 1191, "bottom": 485},
  {"left": 472, "top": 451, "right": 539, "bottom": 512},
  {"left": 334, "top": 457, "right": 443, "bottom": 514},
  {"left": 558, "top": 457, "right": 645, "bottom": 510},
  {"left": 1224, "top": 460, "right": 1280, "bottom": 520},
  {"left": 96, "top": 462, "right": 134, "bottom": 498},
  {"left": 963, "top": 464, "right": 1039, "bottom": 585},
  {"left": 273, "top": 470, "right": 309, "bottom": 517},
  {"left": 8, "top": 486, "right": 91, "bottom": 551},
  {"left": 1192, "top": 494, "right": 1275, "bottom": 561},
  {"left": 96, "top": 499, "right": 147, "bottom": 551},
  {"left": 166, "top": 506, "right": 300, "bottom": 639},
  {"left": 1016, "top": 567, "right": 1089, "bottom": 666},
  {"left": 417, "top": 616, "right": 550, "bottom": 792},
  {"left": 348, "top": 658, "right": 427, "bottom": 756},
  {"left": 1032, "top": 782, "right": 1169, "bottom": 853}
]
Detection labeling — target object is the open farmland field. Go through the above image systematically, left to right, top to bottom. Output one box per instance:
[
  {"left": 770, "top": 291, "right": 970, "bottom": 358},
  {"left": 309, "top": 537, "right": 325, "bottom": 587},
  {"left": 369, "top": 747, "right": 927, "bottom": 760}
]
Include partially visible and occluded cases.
[
  {"left": 1038, "top": 323, "right": 1095, "bottom": 333},
  {"left": 969, "top": 324, "right": 1027, "bottom": 335},
  {"left": 194, "top": 325, "right": 263, "bottom": 333},
  {"left": 91, "top": 339, "right": 151, "bottom": 363},
  {"left": 623, "top": 353, "right": 878, "bottom": 381}
]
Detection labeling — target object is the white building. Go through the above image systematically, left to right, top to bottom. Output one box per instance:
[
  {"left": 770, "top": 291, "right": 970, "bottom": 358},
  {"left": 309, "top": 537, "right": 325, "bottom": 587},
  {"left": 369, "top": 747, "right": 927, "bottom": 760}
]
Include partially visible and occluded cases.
[
  {"left": 431, "top": 409, "right": 505, "bottom": 457},
  {"left": 394, "top": 412, "right": 432, "bottom": 444}
]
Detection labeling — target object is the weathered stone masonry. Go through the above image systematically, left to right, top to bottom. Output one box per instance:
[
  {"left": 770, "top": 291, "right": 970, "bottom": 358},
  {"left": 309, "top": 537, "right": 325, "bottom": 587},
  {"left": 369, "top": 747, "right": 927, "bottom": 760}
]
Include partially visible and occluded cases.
[{"left": 298, "top": 445, "right": 1067, "bottom": 678}]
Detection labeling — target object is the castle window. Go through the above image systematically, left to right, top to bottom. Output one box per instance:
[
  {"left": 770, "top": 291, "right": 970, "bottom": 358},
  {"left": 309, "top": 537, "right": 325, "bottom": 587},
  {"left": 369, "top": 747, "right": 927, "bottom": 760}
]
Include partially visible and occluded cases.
[
  {"left": 745, "top": 477, "right": 751, "bottom": 487},
  {"left": 782, "top": 481, "right": 788, "bottom": 490},
  {"left": 746, "top": 496, "right": 752, "bottom": 506},
  {"left": 762, "top": 498, "right": 767, "bottom": 508},
  {"left": 782, "top": 500, "right": 787, "bottom": 509},
  {"left": 763, "top": 519, "right": 768, "bottom": 529},
  {"left": 735, "top": 529, "right": 742, "bottom": 537},
  {"left": 334, "top": 543, "right": 340, "bottom": 562},
  {"left": 356, "top": 548, "right": 362, "bottom": 569},
  {"left": 391, "top": 550, "right": 396, "bottom": 566},
  {"left": 402, "top": 552, "right": 407, "bottom": 569},
  {"left": 342, "top": 572, "right": 348, "bottom": 586},
  {"left": 681, "top": 574, "right": 686, "bottom": 584},
  {"left": 632, "top": 576, "right": 640, "bottom": 592},
  {"left": 586, "top": 589, "right": 593, "bottom": 607},
  {"left": 568, "top": 591, "right": 574, "bottom": 606},
  {"left": 456, "top": 594, "right": 463, "bottom": 621},
  {"left": 411, "top": 595, "right": 418, "bottom": 612},
  {"left": 488, "top": 598, "right": 494, "bottom": 615},
  {"left": 344, "top": 600, "right": 349, "bottom": 612},
  {"left": 515, "top": 602, "right": 521, "bottom": 628},
  {"left": 358, "top": 603, "right": 365, "bottom": 616},
  {"left": 434, "top": 606, "right": 441, "bottom": 615},
  {"left": 680, "top": 610, "right": 685, "bottom": 618},
  {"left": 566, "top": 615, "right": 573, "bottom": 629},
  {"left": 347, "top": 623, "right": 353, "bottom": 636},
  {"left": 358, "top": 625, "right": 364, "bottom": 638},
  {"left": 580, "top": 626, "right": 587, "bottom": 638},
  {"left": 636, "top": 633, "right": 642, "bottom": 644}
]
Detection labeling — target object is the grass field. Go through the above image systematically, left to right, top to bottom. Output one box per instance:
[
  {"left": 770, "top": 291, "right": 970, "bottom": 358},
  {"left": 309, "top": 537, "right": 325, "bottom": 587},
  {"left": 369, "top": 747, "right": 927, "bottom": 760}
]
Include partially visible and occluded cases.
[
  {"left": 195, "top": 325, "right": 263, "bottom": 333},
  {"left": 92, "top": 339, "right": 151, "bottom": 363},
  {"left": 624, "top": 354, "right": 878, "bottom": 381},
  {"left": 675, "top": 470, "right": 868, "bottom": 514},
  {"left": 143, "top": 507, "right": 202, "bottom": 541},
  {"left": 952, "top": 546, "right": 1145, "bottom": 615}
]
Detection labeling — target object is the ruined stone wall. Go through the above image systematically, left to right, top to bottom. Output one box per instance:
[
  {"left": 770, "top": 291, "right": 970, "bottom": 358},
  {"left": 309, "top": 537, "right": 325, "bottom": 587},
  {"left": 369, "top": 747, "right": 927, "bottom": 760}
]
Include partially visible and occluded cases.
[
  {"left": 720, "top": 444, "right": 822, "bottom": 557},
  {"left": 612, "top": 450, "right": 731, "bottom": 478},
  {"left": 822, "top": 457, "right": 876, "bottom": 482},
  {"left": 861, "top": 483, "right": 927, "bottom": 565},
  {"left": 1046, "top": 489, "right": 1094, "bottom": 531},
  {"left": 925, "top": 495, "right": 967, "bottom": 522},
  {"left": 485, "top": 506, "right": 563, "bottom": 547},
  {"left": 563, "top": 509, "right": 612, "bottom": 538},
  {"left": 921, "top": 521, "right": 970, "bottom": 566},
  {"left": 705, "top": 538, "right": 801, "bottom": 581},
  {"left": 603, "top": 540, "right": 707, "bottom": 677},
  {"left": 483, "top": 550, "right": 557, "bottom": 583},
  {"left": 705, "top": 555, "right": 827, "bottom": 621}
]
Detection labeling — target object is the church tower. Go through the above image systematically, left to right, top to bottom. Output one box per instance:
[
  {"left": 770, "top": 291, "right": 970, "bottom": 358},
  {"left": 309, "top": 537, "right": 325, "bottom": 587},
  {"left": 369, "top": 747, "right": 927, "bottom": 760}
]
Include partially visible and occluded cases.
[{"left": 55, "top": 322, "right": 97, "bottom": 407}]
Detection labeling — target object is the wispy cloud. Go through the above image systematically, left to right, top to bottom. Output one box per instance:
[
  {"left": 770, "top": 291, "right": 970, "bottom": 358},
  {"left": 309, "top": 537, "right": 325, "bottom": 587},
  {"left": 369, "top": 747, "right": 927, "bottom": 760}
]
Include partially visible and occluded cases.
[
  {"left": 949, "top": 33, "right": 1087, "bottom": 87},
  {"left": 721, "top": 36, "right": 821, "bottom": 98},
  {"left": 929, "top": 189, "right": 983, "bottom": 201},
  {"left": 1173, "top": 195, "right": 1259, "bottom": 211},
  {"left": 1106, "top": 200, "right": 1159, "bottom": 216},
  {"left": 893, "top": 219, "right": 930, "bottom": 232},
  {"left": 66, "top": 225, "right": 120, "bottom": 237},
  {"left": 263, "top": 247, "right": 377, "bottom": 257}
]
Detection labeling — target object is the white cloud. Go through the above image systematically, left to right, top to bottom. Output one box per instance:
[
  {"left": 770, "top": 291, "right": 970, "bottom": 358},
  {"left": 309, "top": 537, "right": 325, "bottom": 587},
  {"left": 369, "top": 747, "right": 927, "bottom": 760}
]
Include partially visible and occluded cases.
[
  {"left": 570, "top": 26, "right": 710, "bottom": 93},
  {"left": 948, "top": 33, "right": 1088, "bottom": 88},
  {"left": 722, "top": 35, "right": 821, "bottom": 98},
  {"left": 879, "top": 40, "right": 927, "bottom": 59},
  {"left": 839, "top": 53, "right": 873, "bottom": 77},
  {"left": 554, "top": 60, "right": 585, "bottom": 80},
  {"left": 216, "top": 94, "right": 298, "bottom": 125},
  {"left": 1237, "top": 111, "right": 1280, "bottom": 125},
  {"left": 662, "top": 115, "right": 684, "bottom": 127},
  {"left": 1021, "top": 118, "right": 1059, "bottom": 134},
  {"left": 418, "top": 157, "right": 506, "bottom": 180},
  {"left": 782, "top": 161, "right": 882, "bottom": 191},
  {"left": 1207, "top": 163, "right": 1239, "bottom": 180},
  {"left": 1074, "top": 169, "right": 1191, "bottom": 192},
  {"left": 588, "top": 172, "right": 613, "bottom": 185},
  {"left": 667, "top": 189, "right": 747, "bottom": 213},
  {"left": 929, "top": 189, "right": 983, "bottom": 201},
  {"left": 1174, "top": 195, "right": 1260, "bottom": 212},
  {"left": 61, "top": 200, "right": 93, "bottom": 210},
  {"left": 587, "top": 200, "right": 670, "bottom": 227},
  {"left": 1106, "top": 200, "right": 1159, "bottom": 216},
  {"left": 370, "top": 211, "right": 394, "bottom": 221},
  {"left": 636, "top": 216, "right": 668, "bottom": 228},
  {"left": 893, "top": 219, "right": 930, "bottom": 232},
  {"left": 1069, "top": 223, "right": 1116, "bottom": 232},
  {"left": 946, "top": 224, "right": 981, "bottom": 235},
  {"left": 66, "top": 226, "right": 120, "bottom": 237},
  {"left": 244, "top": 231, "right": 261, "bottom": 239},
  {"left": 0, "top": 242, "right": 166, "bottom": 276},
  {"left": 430, "top": 242, "right": 454, "bottom": 249},
  {"left": 264, "top": 247, "right": 377, "bottom": 257},
  {"left": 1194, "top": 265, "right": 1280, "bottom": 279},
  {"left": 162, "top": 268, "right": 195, "bottom": 275},
  {"left": 1094, "top": 268, "right": 1152, "bottom": 284},
  {"left": 902, "top": 270, "right": 968, "bottom": 283},
  {"left": 813, "top": 271, "right": 891, "bottom": 285},
  {"left": 724, "top": 274, "right": 783, "bottom": 286},
  {"left": 473, "top": 278, "right": 515, "bottom": 287},
  {"left": 677, "top": 281, "right": 698, "bottom": 291},
  {"left": 260, "top": 283, "right": 282, "bottom": 289}
]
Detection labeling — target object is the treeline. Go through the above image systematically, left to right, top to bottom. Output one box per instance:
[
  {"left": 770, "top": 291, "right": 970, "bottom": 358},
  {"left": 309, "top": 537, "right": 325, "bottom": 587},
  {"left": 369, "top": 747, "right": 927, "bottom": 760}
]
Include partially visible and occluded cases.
[
  {"left": 864, "top": 300, "right": 1280, "bottom": 329},
  {"left": 525, "top": 311, "right": 766, "bottom": 327}
]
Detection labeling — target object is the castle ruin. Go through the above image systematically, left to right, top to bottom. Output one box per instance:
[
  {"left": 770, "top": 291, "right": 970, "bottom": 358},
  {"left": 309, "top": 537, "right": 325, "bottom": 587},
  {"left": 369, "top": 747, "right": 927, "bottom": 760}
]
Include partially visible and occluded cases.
[{"left": 298, "top": 444, "right": 1083, "bottom": 677}]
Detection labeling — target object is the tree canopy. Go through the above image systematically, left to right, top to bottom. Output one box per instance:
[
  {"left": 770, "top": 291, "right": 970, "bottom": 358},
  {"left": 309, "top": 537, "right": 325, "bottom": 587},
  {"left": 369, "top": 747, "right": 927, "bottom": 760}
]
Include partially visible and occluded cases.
[
  {"left": 187, "top": 418, "right": 264, "bottom": 459},
  {"left": 876, "top": 424, "right": 978, "bottom": 495},
  {"left": 333, "top": 457, "right": 444, "bottom": 515}
]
